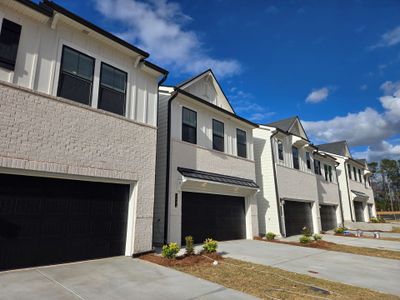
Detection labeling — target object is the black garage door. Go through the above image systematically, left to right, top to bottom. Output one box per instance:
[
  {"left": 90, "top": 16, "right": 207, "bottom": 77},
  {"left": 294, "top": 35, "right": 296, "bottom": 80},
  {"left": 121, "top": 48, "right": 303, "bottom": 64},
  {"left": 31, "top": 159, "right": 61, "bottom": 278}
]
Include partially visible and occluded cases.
[
  {"left": 0, "top": 174, "right": 129, "bottom": 271},
  {"left": 182, "top": 192, "right": 246, "bottom": 244},
  {"left": 284, "top": 201, "right": 313, "bottom": 236},
  {"left": 354, "top": 201, "right": 364, "bottom": 222},
  {"left": 320, "top": 205, "right": 337, "bottom": 231}
]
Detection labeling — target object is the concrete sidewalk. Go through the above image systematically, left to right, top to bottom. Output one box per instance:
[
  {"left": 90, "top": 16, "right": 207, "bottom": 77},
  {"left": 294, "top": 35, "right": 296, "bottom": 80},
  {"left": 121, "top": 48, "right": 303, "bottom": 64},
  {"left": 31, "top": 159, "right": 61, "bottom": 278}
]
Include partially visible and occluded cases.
[
  {"left": 321, "top": 234, "right": 400, "bottom": 252},
  {"left": 218, "top": 239, "right": 400, "bottom": 296},
  {"left": 0, "top": 257, "right": 256, "bottom": 300}
]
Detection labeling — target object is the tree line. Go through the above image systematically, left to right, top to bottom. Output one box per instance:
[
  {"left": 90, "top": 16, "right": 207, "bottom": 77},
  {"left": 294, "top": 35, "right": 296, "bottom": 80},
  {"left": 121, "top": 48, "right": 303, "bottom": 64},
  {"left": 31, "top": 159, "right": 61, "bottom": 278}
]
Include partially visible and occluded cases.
[{"left": 368, "top": 159, "right": 400, "bottom": 211}]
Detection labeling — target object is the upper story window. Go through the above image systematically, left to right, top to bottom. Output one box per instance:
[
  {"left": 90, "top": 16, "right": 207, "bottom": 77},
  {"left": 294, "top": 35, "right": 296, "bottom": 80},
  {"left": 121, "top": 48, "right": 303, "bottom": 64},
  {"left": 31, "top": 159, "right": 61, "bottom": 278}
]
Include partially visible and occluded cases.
[
  {"left": 0, "top": 18, "right": 21, "bottom": 71},
  {"left": 57, "top": 46, "right": 94, "bottom": 105},
  {"left": 98, "top": 63, "right": 127, "bottom": 116},
  {"left": 182, "top": 107, "right": 197, "bottom": 144},
  {"left": 212, "top": 119, "right": 224, "bottom": 152},
  {"left": 236, "top": 129, "right": 247, "bottom": 158},
  {"left": 277, "top": 140, "right": 284, "bottom": 161},
  {"left": 292, "top": 146, "right": 299, "bottom": 170},
  {"left": 306, "top": 152, "right": 311, "bottom": 169},
  {"left": 314, "top": 159, "right": 321, "bottom": 175},
  {"left": 324, "top": 164, "right": 329, "bottom": 181},
  {"left": 348, "top": 164, "right": 352, "bottom": 179},
  {"left": 328, "top": 165, "right": 333, "bottom": 182},
  {"left": 353, "top": 166, "right": 357, "bottom": 181},
  {"left": 358, "top": 169, "right": 362, "bottom": 183}
]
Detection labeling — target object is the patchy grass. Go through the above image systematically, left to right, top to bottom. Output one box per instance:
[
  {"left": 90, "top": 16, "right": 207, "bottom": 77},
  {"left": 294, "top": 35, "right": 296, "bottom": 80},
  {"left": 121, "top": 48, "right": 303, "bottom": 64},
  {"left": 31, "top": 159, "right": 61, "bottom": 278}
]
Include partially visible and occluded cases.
[
  {"left": 391, "top": 227, "right": 400, "bottom": 233},
  {"left": 257, "top": 238, "right": 400, "bottom": 260},
  {"left": 141, "top": 254, "right": 399, "bottom": 300}
]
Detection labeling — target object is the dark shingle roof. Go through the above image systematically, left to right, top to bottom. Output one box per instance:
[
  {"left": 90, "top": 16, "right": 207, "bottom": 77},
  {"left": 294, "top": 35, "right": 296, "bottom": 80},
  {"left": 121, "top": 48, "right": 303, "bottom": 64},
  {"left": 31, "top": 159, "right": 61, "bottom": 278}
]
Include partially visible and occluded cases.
[
  {"left": 265, "top": 116, "right": 297, "bottom": 132},
  {"left": 317, "top": 141, "right": 348, "bottom": 157},
  {"left": 177, "top": 167, "right": 259, "bottom": 189}
]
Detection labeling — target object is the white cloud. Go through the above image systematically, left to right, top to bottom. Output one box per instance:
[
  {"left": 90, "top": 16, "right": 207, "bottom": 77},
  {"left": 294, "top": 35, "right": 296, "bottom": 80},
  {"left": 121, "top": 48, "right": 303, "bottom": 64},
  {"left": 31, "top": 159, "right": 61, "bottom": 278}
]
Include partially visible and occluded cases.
[
  {"left": 94, "top": 0, "right": 241, "bottom": 78},
  {"left": 370, "top": 26, "right": 400, "bottom": 49},
  {"left": 303, "top": 80, "right": 400, "bottom": 161},
  {"left": 360, "top": 84, "right": 368, "bottom": 91},
  {"left": 305, "top": 87, "right": 330, "bottom": 103},
  {"left": 353, "top": 141, "right": 400, "bottom": 162}
]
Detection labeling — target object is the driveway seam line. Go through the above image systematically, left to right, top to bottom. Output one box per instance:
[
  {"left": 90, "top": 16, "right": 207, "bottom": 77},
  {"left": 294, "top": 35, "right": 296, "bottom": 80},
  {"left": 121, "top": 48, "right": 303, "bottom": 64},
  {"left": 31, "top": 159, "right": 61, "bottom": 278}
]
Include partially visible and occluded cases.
[
  {"left": 269, "top": 250, "right": 331, "bottom": 267},
  {"left": 35, "top": 269, "right": 86, "bottom": 300}
]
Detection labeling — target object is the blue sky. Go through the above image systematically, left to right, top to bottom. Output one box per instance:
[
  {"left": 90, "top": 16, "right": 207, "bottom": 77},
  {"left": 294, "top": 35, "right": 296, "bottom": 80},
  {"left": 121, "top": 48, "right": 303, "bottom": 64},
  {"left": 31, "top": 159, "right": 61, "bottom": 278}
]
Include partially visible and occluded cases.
[{"left": 45, "top": 0, "right": 400, "bottom": 162}]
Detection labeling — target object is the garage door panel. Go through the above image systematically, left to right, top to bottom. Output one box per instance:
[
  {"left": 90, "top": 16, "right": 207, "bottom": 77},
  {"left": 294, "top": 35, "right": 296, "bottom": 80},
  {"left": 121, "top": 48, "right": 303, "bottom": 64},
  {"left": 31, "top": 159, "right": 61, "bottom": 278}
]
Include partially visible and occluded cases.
[
  {"left": 0, "top": 174, "right": 129, "bottom": 271},
  {"left": 182, "top": 192, "right": 246, "bottom": 244},
  {"left": 284, "top": 201, "right": 313, "bottom": 237},
  {"left": 354, "top": 201, "right": 364, "bottom": 222},
  {"left": 320, "top": 205, "right": 337, "bottom": 231}
]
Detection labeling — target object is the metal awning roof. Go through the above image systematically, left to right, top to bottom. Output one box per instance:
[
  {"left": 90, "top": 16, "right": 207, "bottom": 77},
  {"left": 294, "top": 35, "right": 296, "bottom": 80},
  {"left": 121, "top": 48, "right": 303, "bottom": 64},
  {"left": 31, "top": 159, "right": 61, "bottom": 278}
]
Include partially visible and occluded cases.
[
  {"left": 178, "top": 167, "right": 259, "bottom": 189},
  {"left": 351, "top": 190, "right": 369, "bottom": 198}
]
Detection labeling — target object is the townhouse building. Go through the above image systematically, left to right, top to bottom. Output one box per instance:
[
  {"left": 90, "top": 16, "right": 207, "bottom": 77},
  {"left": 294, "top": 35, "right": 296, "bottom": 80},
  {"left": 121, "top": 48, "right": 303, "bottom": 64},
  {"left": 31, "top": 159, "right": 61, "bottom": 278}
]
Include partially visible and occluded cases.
[
  {"left": 0, "top": 0, "right": 167, "bottom": 271},
  {"left": 154, "top": 69, "right": 259, "bottom": 246},
  {"left": 254, "top": 117, "right": 342, "bottom": 237},
  {"left": 318, "top": 141, "right": 376, "bottom": 223}
]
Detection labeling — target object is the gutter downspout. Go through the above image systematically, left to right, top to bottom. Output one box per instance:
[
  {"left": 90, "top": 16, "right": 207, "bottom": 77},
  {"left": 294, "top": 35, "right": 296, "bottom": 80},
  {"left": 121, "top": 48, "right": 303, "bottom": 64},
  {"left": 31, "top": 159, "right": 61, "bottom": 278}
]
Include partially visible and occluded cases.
[
  {"left": 163, "top": 90, "right": 178, "bottom": 244},
  {"left": 270, "top": 130, "right": 284, "bottom": 237},
  {"left": 344, "top": 161, "right": 354, "bottom": 222}
]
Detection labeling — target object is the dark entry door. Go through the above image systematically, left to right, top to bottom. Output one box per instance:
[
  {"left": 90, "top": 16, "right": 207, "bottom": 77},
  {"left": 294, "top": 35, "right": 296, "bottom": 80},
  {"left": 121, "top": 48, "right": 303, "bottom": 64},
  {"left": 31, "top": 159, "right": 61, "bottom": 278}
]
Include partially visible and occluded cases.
[
  {"left": 0, "top": 173, "right": 129, "bottom": 271},
  {"left": 181, "top": 192, "right": 246, "bottom": 244},
  {"left": 284, "top": 201, "right": 313, "bottom": 236},
  {"left": 354, "top": 201, "right": 364, "bottom": 222},
  {"left": 320, "top": 205, "right": 337, "bottom": 231}
]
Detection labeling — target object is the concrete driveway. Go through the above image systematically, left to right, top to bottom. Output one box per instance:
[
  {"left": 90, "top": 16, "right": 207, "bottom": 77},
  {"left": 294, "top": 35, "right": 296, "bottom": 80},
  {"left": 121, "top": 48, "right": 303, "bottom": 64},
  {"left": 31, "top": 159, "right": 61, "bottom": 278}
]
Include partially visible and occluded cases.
[
  {"left": 321, "top": 234, "right": 400, "bottom": 252},
  {"left": 218, "top": 239, "right": 400, "bottom": 296},
  {"left": 0, "top": 257, "right": 255, "bottom": 300}
]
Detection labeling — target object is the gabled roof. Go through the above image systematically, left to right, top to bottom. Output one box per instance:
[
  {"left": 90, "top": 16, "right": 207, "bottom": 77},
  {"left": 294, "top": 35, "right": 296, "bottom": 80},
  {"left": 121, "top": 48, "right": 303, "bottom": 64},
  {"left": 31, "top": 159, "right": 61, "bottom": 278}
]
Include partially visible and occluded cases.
[
  {"left": 176, "top": 69, "right": 235, "bottom": 113},
  {"left": 265, "top": 116, "right": 309, "bottom": 140},
  {"left": 317, "top": 141, "right": 352, "bottom": 158}
]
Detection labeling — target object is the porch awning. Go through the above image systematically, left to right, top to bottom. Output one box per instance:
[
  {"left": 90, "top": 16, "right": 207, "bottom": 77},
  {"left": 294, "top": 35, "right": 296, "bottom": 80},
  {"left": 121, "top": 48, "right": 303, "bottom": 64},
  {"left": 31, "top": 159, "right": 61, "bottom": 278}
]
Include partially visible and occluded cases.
[
  {"left": 177, "top": 167, "right": 259, "bottom": 189},
  {"left": 351, "top": 190, "right": 369, "bottom": 198}
]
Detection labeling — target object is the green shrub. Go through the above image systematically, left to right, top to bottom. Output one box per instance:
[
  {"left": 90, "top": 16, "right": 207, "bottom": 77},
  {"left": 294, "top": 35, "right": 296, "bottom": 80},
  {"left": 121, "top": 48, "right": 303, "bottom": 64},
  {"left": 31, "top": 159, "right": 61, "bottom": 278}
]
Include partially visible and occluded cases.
[
  {"left": 370, "top": 217, "right": 379, "bottom": 223},
  {"left": 334, "top": 226, "right": 347, "bottom": 234},
  {"left": 302, "top": 227, "right": 312, "bottom": 237},
  {"left": 266, "top": 232, "right": 276, "bottom": 241},
  {"left": 313, "top": 234, "right": 322, "bottom": 241},
  {"left": 299, "top": 235, "right": 312, "bottom": 244},
  {"left": 185, "top": 236, "right": 194, "bottom": 256},
  {"left": 203, "top": 238, "right": 218, "bottom": 253},
  {"left": 161, "top": 242, "right": 180, "bottom": 259}
]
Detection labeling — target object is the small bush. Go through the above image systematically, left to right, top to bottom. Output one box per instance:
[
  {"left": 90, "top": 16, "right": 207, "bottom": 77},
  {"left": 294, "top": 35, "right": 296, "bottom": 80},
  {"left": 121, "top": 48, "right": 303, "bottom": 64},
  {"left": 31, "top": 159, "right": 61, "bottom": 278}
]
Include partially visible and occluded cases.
[
  {"left": 370, "top": 217, "right": 386, "bottom": 223},
  {"left": 334, "top": 226, "right": 347, "bottom": 234},
  {"left": 302, "top": 227, "right": 312, "bottom": 237},
  {"left": 266, "top": 232, "right": 276, "bottom": 240},
  {"left": 313, "top": 234, "right": 322, "bottom": 241},
  {"left": 299, "top": 235, "right": 312, "bottom": 244},
  {"left": 185, "top": 236, "right": 194, "bottom": 256},
  {"left": 203, "top": 238, "right": 218, "bottom": 253},
  {"left": 161, "top": 242, "right": 180, "bottom": 259}
]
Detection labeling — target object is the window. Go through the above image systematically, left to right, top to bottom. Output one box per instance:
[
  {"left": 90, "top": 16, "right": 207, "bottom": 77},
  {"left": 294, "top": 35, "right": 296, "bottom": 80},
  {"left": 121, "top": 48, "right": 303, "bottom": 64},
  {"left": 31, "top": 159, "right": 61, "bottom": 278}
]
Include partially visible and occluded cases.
[
  {"left": 0, "top": 19, "right": 21, "bottom": 71},
  {"left": 57, "top": 46, "right": 94, "bottom": 105},
  {"left": 98, "top": 63, "right": 127, "bottom": 116},
  {"left": 182, "top": 107, "right": 197, "bottom": 144},
  {"left": 212, "top": 119, "right": 224, "bottom": 152},
  {"left": 236, "top": 129, "right": 247, "bottom": 158},
  {"left": 277, "top": 140, "right": 284, "bottom": 161},
  {"left": 292, "top": 146, "right": 299, "bottom": 170},
  {"left": 306, "top": 152, "right": 311, "bottom": 169},
  {"left": 314, "top": 159, "right": 321, "bottom": 175},
  {"left": 324, "top": 164, "right": 329, "bottom": 181},
  {"left": 348, "top": 164, "right": 352, "bottom": 179},
  {"left": 328, "top": 166, "right": 333, "bottom": 182},
  {"left": 353, "top": 167, "right": 357, "bottom": 181},
  {"left": 358, "top": 169, "right": 362, "bottom": 183}
]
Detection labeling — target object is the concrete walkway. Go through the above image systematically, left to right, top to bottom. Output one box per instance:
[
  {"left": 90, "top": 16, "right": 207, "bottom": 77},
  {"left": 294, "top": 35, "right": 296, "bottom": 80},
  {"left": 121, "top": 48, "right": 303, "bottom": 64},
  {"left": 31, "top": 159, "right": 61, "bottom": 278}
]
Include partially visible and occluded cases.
[
  {"left": 348, "top": 230, "right": 400, "bottom": 239},
  {"left": 321, "top": 234, "right": 400, "bottom": 252},
  {"left": 218, "top": 239, "right": 400, "bottom": 296},
  {"left": 0, "top": 257, "right": 255, "bottom": 300}
]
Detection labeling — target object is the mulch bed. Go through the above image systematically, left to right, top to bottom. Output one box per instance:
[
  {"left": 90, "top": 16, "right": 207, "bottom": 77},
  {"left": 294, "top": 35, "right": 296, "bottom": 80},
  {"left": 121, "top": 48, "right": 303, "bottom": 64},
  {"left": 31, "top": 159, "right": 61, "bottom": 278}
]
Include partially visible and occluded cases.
[
  {"left": 254, "top": 236, "right": 335, "bottom": 250},
  {"left": 140, "top": 252, "right": 222, "bottom": 267}
]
